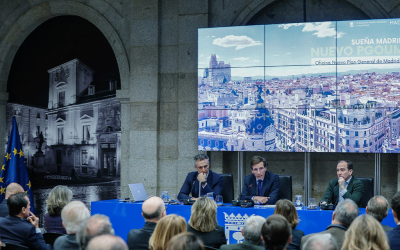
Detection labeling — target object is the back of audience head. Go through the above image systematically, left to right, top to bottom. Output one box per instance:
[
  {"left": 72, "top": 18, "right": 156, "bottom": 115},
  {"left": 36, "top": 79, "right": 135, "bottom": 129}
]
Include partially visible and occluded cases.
[
  {"left": 5, "top": 183, "right": 24, "bottom": 199},
  {"left": 46, "top": 185, "right": 73, "bottom": 215},
  {"left": 391, "top": 191, "right": 400, "bottom": 222},
  {"left": 8, "top": 192, "right": 28, "bottom": 217},
  {"left": 366, "top": 195, "right": 389, "bottom": 222},
  {"left": 142, "top": 196, "right": 166, "bottom": 222},
  {"left": 189, "top": 197, "right": 217, "bottom": 232},
  {"left": 333, "top": 198, "right": 359, "bottom": 228},
  {"left": 274, "top": 199, "right": 299, "bottom": 229},
  {"left": 61, "top": 201, "right": 90, "bottom": 234},
  {"left": 77, "top": 214, "right": 115, "bottom": 250},
  {"left": 149, "top": 214, "right": 187, "bottom": 250},
  {"left": 261, "top": 214, "right": 292, "bottom": 250},
  {"left": 341, "top": 214, "right": 390, "bottom": 250},
  {"left": 243, "top": 215, "right": 266, "bottom": 244},
  {"left": 166, "top": 232, "right": 205, "bottom": 250},
  {"left": 303, "top": 233, "right": 338, "bottom": 250},
  {"left": 87, "top": 234, "right": 128, "bottom": 250}
]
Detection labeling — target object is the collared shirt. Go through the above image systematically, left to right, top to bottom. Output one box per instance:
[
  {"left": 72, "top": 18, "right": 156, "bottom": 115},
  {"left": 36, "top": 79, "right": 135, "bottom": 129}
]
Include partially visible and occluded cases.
[{"left": 339, "top": 176, "right": 352, "bottom": 202}]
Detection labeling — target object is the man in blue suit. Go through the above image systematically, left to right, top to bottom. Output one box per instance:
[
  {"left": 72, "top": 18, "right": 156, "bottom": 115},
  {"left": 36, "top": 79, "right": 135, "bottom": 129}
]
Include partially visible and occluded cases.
[
  {"left": 178, "top": 154, "right": 223, "bottom": 200},
  {"left": 239, "top": 156, "right": 280, "bottom": 204},
  {"left": 387, "top": 191, "right": 400, "bottom": 249},
  {"left": 0, "top": 192, "right": 51, "bottom": 250}
]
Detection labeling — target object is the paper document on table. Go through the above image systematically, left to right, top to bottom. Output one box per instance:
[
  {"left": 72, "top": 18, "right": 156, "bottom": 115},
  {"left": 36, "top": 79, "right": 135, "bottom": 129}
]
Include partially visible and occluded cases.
[{"left": 254, "top": 205, "right": 276, "bottom": 209}]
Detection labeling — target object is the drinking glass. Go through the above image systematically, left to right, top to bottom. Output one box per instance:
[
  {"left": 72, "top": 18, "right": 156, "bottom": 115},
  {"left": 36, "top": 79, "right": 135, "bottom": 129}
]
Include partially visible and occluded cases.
[
  {"left": 160, "top": 191, "right": 169, "bottom": 203},
  {"left": 206, "top": 192, "right": 214, "bottom": 200},
  {"left": 215, "top": 195, "right": 223, "bottom": 205},
  {"left": 308, "top": 198, "right": 317, "bottom": 209}
]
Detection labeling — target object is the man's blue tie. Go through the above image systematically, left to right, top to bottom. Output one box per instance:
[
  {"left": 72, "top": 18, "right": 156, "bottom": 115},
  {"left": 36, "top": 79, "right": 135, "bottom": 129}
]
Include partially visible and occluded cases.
[{"left": 258, "top": 180, "right": 262, "bottom": 196}]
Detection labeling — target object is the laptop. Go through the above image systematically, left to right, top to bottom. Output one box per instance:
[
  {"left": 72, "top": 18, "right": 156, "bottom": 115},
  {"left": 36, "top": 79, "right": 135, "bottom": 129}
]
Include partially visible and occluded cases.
[{"left": 129, "top": 183, "right": 148, "bottom": 202}]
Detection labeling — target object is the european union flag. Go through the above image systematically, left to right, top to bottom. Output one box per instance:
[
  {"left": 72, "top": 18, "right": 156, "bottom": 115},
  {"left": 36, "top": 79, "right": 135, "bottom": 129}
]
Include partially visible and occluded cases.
[{"left": 0, "top": 117, "right": 34, "bottom": 213}]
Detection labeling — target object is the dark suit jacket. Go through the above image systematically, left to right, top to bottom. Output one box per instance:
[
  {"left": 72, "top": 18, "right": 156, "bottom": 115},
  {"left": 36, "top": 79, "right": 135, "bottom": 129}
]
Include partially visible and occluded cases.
[
  {"left": 178, "top": 170, "right": 223, "bottom": 199},
  {"left": 239, "top": 172, "right": 280, "bottom": 204},
  {"left": 320, "top": 176, "right": 364, "bottom": 207},
  {"left": 0, "top": 199, "right": 8, "bottom": 217},
  {"left": 0, "top": 215, "right": 52, "bottom": 250},
  {"left": 127, "top": 222, "right": 157, "bottom": 250},
  {"left": 300, "top": 224, "right": 347, "bottom": 250},
  {"left": 387, "top": 224, "right": 400, "bottom": 250},
  {"left": 187, "top": 225, "right": 226, "bottom": 249},
  {"left": 286, "top": 228, "right": 304, "bottom": 250},
  {"left": 53, "top": 234, "right": 78, "bottom": 250},
  {"left": 220, "top": 240, "right": 263, "bottom": 250}
]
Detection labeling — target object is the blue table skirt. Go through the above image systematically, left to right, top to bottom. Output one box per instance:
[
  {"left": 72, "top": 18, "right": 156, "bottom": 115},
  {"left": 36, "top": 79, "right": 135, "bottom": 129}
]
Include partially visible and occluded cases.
[{"left": 91, "top": 200, "right": 396, "bottom": 244}]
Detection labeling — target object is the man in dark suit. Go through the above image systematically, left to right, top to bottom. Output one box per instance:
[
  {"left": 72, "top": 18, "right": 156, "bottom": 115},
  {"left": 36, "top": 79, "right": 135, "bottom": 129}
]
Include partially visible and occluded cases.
[
  {"left": 177, "top": 153, "right": 223, "bottom": 200},
  {"left": 239, "top": 156, "right": 280, "bottom": 204},
  {"left": 320, "top": 160, "right": 364, "bottom": 207},
  {"left": 0, "top": 182, "right": 24, "bottom": 217},
  {"left": 387, "top": 191, "right": 400, "bottom": 249},
  {"left": 0, "top": 192, "right": 52, "bottom": 250},
  {"left": 366, "top": 195, "right": 393, "bottom": 232},
  {"left": 127, "top": 197, "right": 166, "bottom": 250},
  {"left": 300, "top": 199, "right": 359, "bottom": 250},
  {"left": 76, "top": 214, "right": 115, "bottom": 250},
  {"left": 261, "top": 214, "right": 292, "bottom": 250},
  {"left": 220, "top": 215, "right": 265, "bottom": 250},
  {"left": 302, "top": 233, "right": 338, "bottom": 250},
  {"left": 87, "top": 235, "right": 128, "bottom": 250}
]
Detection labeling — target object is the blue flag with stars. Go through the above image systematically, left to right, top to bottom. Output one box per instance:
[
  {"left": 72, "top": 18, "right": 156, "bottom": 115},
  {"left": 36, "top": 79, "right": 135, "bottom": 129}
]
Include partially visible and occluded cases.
[{"left": 0, "top": 117, "right": 34, "bottom": 212}]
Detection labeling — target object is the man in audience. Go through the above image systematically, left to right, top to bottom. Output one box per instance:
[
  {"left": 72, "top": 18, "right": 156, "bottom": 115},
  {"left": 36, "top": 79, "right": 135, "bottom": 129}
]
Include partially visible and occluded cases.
[
  {"left": 178, "top": 153, "right": 223, "bottom": 200},
  {"left": 239, "top": 155, "right": 280, "bottom": 204},
  {"left": 320, "top": 160, "right": 364, "bottom": 207},
  {"left": 0, "top": 182, "right": 24, "bottom": 217},
  {"left": 387, "top": 191, "right": 400, "bottom": 249},
  {"left": 0, "top": 192, "right": 51, "bottom": 250},
  {"left": 366, "top": 195, "right": 393, "bottom": 232},
  {"left": 127, "top": 196, "right": 166, "bottom": 250},
  {"left": 301, "top": 199, "right": 359, "bottom": 249},
  {"left": 53, "top": 201, "right": 90, "bottom": 250},
  {"left": 76, "top": 214, "right": 115, "bottom": 250},
  {"left": 261, "top": 214, "right": 292, "bottom": 250},
  {"left": 220, "top": 215, "right": 265, "bottom": 250},
  {"left": 302, "top": 233, "right": 338, "bottom": 250},
  {"left": 87, "top": 235, "right": 128, "bottom": 250}
]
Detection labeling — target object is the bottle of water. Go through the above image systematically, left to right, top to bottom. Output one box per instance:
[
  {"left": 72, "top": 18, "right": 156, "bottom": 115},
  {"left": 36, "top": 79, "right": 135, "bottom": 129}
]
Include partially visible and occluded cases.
[{"left": 294, "top": 195, "right": 303, "bottom": 209}]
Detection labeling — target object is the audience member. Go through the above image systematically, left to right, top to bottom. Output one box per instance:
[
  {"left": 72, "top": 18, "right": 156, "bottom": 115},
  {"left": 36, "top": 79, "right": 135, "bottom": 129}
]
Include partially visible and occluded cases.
[
  {"left": 0, "top": 182, "right": 24, "bottom": 217},
  {"left": 44, "top": 185, "right": 73, "bottom": 234},
  {"left": 387, "top": 191, "right": 400, "bottom": 249},
  {"left": 0, "top": 192, "right": 51, "bottom": 250},
  {"left": 366, "top": 195, "right": 393, "bottom": 232},
  {"left": 127, "top": 197, "right": 166, "bottom": 250},
  {"left": 187, "top": 197, "right": 227, "bottom": 248},
  {"left": 274, "top": 199, "right": 304, "bottom": 250},
  {"left": 300, "top": 199, "right": 359, "bottom": 249},
  {"left": 53, "top": 201, "right": 90, "bottom": 250},
  {"left": 76, "top": 214, "right": 115, "bottom": 250},
  {"left": 148, "top": 214, "right": 186, "bottom": 250},
  {"left": 261, "top": 214, "right": 292, "bottom": 250},
  {"left": 341, "top": 214, "right": 389, "bottom": 250},
  {"left": 220, "top": 215, "right": 265, "bottom": 250},
  {"left": 166, "top": 232, "right": 205, "bottom": 250},
  {"left": 302, "top": 234, "right": 338, "bottom": 250},
  {"left": 87, "top": 235, "right": 128, "bottom": 250}
]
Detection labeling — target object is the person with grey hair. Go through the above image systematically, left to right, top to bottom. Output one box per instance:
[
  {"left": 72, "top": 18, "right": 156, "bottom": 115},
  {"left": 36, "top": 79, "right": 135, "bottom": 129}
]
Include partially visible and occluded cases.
[
  {"left": 178, "top": 153, "right": 223, "bottom": 200},
  {"left": 0, "top": 182, "right": 24, "bottom": 217},
  {"left": 366, "top": 195, "right": 393, "bottom": 232},
  {"left": 300, "top": 199, "right": 359, "bottom": 250},
  {"left": 53, "top": 201, "right": 91, "bottom": 250},
  {"left": 77, "top": 214, "right": 115, "bottom": 250},
  {"left": 220, "top": 215, "right": 265, "bottom": 250},
  {"left": 302, "top": 233, "right": 338, "bottom": 250},
  {"left": 87, "top": 235, "right": 128, "bottom": 250}
]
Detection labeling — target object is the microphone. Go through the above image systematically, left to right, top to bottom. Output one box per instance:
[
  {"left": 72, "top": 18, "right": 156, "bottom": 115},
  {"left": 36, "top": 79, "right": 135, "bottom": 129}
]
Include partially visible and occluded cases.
[
  {"left": 190, "top": 180, "right": 195, "bottom": 197},
  {"left": 330, "top": 181, "right": 339, "bottom": 204}
]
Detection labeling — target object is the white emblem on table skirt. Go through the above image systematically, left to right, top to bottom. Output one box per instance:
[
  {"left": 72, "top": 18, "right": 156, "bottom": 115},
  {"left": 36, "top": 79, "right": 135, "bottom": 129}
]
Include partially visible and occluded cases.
[{"left": 223, "top": 212, "right": 255, "bottom": 244}]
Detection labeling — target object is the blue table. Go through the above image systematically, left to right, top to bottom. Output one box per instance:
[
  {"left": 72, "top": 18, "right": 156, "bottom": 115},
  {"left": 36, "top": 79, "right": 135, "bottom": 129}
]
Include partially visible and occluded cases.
[{"left": 91, "top": 200, "right": 396, "bottom": 244}]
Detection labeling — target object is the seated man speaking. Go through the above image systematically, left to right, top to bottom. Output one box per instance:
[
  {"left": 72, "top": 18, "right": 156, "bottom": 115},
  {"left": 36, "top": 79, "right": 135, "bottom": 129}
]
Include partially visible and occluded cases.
[
  {"left": 178, "top": 153, "right": 223, "bottom": 200},
  {"left": 239, "top": 156, "right": 280, "bottom": 204},
  {"left": 320, "top": 160, "right": 364, "bottom": 206}
]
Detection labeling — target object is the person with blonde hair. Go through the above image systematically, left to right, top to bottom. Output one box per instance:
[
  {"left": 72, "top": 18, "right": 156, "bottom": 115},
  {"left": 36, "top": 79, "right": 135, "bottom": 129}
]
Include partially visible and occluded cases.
[
  {"left": 44, "top": 185, "right": 73, "bottom": 234},
  {"left": 187, "top": 197, "right": 226, "bottom": 249},
  {"left": 273, "top": 199, "right": 304, "bottom": 250},
  {"left": 148, "top": 214, "right": 186, "bottom": 250},
  {"left": 341, "top": 214, "right": 390, "bottom": 250},
  {"left": 166, "top": 232, "right": 205, "bottom": 250}
]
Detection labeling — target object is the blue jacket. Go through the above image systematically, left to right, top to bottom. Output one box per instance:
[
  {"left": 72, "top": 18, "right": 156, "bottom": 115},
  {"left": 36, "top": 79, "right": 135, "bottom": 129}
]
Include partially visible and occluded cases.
[
  {"left": 178, "top": 170, "right": 223, "bottom": 200},
  {"left": 239, "top": 172, "right": 280, "bottom": 204},
  {"left": 387, "top": 224, "right": 400, "bottom": 250}
]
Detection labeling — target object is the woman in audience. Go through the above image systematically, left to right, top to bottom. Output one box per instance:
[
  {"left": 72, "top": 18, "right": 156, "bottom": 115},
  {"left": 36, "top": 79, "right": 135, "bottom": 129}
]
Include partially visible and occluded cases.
[
  {"left": 44, "top": 185, "right": 73, "bottom": 234},
  {"left": 187, "top": 197, "right": 226, "bottom": 249},
  {"left": 273, "top": 199, "right": 304, "bottom": 250},
  {"left": 149, "top": 214, "right": 187, "bottom": 250},
  {"left": 341, "top": 214, "right": 390, "bottom": 250},
  {"left": 166, "top": 232, "right": 205, "bottom": 250}
]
